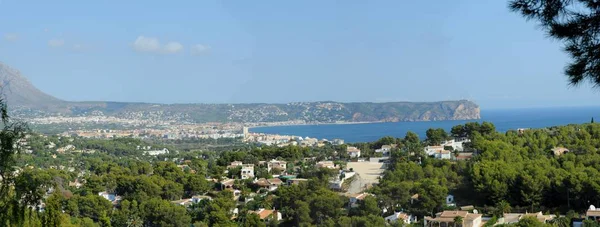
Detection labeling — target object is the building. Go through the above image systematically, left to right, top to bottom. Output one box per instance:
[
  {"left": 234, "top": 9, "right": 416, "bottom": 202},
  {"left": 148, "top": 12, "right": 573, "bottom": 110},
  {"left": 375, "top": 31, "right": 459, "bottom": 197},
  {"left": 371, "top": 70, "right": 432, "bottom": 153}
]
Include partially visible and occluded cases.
[
  {"left": 332, "top": 139, "right": 345, "bottom": 145},
  {"left": 441, "top": 139, "right": 470, "bottom": 152},
  {"left": 375, "top": 145, "right": 393, "bottom": 156},
  {"left": 347, "top": 146, "right": 361, "bottom": 158},
  {"left": 424, "top": 146, "right": 445, "bottom": 156},
  {"left": 551, "top": 147, "right": 569, "bottom": 156},
  {"left": 144, "top": 148, "right": 170, "bottom": 156},
  {"left": 434, "top": 150, "right": 452, "bottom": 160},
  {"left": 455, "top": 152, "right": 474, "bottom": 161},
  {"left": 267, "top": 160, "right": 287, "bottom": 173},
  {"left": 228, "top": 161, "right": 243, "bottom": 168},
  {"left": 316, "top": 161, "right": 337, "bottom": 169},
  {"left": 241, "top": 164, "right": 255, "bottom": 180},
  {"left": 254, "top": 178, "right": 283, "bottom": 191},
  {"left": 287, "top": 178, "right": 308, "bottom": 185},
  {"left": 98, "top": 191, "right": 122, "bottom": 205},
  {"left": 348, "top": 193, "right": 371, "bottom": 208},
  {"left": 171, "top": 195, "right": 213, "bottom": 207},
  {"left": 587, "top": 205, "right": 600, "bottom": 222},
  {"left": 248, "top": 209, "right": 282, "bottom": 222},
  {"left": 424, "top": 211, "right": 482, "bottom": 227},
  {"left": 384, "top": 212, "right": 416, "bottom": 224},
  {"left": 499, "top": 212, "right": 554, "bottom": 224}
]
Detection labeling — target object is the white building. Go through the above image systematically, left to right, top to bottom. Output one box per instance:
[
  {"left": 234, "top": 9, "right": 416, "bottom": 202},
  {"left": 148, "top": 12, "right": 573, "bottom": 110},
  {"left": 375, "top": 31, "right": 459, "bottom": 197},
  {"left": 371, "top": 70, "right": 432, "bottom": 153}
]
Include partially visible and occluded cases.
[
  {"left": 375, "top": 145, "right": 393, "bottom": 156},
  {"left": 347, "top": 146, "right": 361, "bottom": 158},
  {"left": 424, "top": 146, "right": 444, "bottom": 156},
  {"left": 144, "top": 148, "right": 170, "bottom": 156},
  {"left": 241, "top": 164, "right": 255, "bottom": 180},
  {"left": 384, "top": 212, "right": 415, "bottom": 224}
]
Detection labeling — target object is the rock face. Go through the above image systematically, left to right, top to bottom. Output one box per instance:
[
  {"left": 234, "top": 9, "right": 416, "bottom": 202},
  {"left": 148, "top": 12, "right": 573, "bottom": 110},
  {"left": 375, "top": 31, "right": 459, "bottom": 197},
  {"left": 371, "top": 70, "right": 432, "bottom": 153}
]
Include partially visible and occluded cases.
[
  {"left": 0, "top": 62, "right": 481, "bottom": 123},
  {"left": 0, "top": 62, "right": 64, "bottom": 107}
]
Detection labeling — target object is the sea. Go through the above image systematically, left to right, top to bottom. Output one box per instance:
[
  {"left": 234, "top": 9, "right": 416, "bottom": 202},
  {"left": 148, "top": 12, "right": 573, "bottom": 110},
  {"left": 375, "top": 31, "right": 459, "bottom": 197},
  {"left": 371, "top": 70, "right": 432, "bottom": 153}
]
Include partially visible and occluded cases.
[{"left": 250, "top": 106, "right": 600, "bottom": 143}]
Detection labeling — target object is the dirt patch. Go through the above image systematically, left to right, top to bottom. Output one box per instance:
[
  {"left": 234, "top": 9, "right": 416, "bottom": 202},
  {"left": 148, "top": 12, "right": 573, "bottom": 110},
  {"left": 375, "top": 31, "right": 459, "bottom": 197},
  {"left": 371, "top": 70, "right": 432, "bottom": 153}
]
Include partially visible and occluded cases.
[{"left": 346, "top": 162, "right": 385, "bottom": 194}]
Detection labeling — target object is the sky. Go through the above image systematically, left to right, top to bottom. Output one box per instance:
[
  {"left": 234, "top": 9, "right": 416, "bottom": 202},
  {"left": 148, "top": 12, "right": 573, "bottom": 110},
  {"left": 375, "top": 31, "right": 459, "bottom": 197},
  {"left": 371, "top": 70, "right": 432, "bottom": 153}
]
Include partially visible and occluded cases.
[{"left": 0, "top": 0, "right": 598, "bottom": 109}]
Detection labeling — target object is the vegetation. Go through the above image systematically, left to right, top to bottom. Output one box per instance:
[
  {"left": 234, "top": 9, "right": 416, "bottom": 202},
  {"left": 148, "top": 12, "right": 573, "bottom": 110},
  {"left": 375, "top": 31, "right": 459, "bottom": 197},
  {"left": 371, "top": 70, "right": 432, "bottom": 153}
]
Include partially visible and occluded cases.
[{"left": 510, "top": 0, "right": 600, "bottom": 87}]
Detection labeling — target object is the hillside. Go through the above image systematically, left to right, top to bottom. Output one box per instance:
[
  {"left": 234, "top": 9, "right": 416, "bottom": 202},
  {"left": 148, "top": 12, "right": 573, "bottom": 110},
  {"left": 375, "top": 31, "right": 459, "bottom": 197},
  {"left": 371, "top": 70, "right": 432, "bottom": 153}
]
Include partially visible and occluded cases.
[{"left": 0, "top": 62, "right": 480, "bottom": 123}]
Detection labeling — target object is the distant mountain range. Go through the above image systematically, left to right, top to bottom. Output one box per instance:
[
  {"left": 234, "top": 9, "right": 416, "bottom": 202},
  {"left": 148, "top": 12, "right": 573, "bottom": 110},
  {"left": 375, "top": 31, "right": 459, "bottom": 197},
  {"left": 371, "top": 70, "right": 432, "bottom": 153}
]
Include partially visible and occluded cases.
[{"left": 0, "top": 62, "right": 481, "bottom": 123}]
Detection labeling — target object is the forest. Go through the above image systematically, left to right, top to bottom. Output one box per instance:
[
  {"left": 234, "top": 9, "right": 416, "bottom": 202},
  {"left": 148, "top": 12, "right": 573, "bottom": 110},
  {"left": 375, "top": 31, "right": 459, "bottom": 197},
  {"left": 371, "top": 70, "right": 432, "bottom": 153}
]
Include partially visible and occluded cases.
[{"left": 4, "top": 114, "right": 600, "bottom": 226}]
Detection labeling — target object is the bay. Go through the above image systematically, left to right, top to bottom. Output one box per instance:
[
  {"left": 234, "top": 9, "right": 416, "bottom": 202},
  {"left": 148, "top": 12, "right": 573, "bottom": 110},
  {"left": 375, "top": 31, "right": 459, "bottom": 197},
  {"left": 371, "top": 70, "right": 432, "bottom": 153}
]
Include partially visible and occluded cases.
[{"left": 250, "top": 106, "right": 600, "bottom": 143}]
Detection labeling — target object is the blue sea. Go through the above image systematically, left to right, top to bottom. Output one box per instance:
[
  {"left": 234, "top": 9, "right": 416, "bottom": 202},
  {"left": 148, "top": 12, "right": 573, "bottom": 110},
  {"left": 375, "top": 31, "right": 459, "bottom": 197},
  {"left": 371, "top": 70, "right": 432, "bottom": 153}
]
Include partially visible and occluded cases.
[{"left": 250, "top": 106, "right": 600, "bottom": 143}]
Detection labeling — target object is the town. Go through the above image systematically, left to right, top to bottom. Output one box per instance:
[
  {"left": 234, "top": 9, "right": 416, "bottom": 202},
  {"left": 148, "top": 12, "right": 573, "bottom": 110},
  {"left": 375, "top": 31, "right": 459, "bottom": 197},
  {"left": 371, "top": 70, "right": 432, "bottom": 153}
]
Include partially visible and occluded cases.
[{"left": 5, "top": 120, "right": 600, "bottom": 227}]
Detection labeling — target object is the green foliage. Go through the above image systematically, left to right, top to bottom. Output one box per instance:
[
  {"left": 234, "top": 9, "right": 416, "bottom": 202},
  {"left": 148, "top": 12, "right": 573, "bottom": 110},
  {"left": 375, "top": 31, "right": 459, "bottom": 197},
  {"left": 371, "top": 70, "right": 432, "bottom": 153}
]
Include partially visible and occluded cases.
[
  {"left": 509, "top": 0, "right": 600, "bottom": 87},
  {"left": 426, "top": 128, "right": 449, "bottom": 146},
  {"left": 139, "top": 198, "right": 191, "bottom": 227}
]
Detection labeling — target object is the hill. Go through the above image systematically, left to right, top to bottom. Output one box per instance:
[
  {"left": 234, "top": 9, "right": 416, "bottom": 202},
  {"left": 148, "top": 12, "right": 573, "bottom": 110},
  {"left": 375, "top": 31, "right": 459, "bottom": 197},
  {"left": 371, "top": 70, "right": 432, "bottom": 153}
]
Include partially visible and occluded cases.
[
  {"left": 0, "top": 62, "right": 480, "bottom": 123},
  {"left": 0, "top": 62, "right": 64, "bottom": 107}
]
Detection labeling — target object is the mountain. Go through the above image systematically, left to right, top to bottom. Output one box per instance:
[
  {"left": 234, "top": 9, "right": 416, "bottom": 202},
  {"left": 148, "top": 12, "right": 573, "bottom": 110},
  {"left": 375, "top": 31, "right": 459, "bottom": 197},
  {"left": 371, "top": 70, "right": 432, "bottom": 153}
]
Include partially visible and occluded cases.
[
  {"left": 0, "top": 62, "right": 481, "bottom": 123},
  {"left": 0, "top": 62, "right": 64, "bottom": 107}
]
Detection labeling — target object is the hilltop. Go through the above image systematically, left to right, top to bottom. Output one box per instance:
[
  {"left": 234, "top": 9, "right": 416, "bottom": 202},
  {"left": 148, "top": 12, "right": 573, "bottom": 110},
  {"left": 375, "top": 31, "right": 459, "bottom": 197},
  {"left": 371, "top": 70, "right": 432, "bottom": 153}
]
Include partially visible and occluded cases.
[{"left": 0, "top": 62, "right": 480, "bottom": 123}]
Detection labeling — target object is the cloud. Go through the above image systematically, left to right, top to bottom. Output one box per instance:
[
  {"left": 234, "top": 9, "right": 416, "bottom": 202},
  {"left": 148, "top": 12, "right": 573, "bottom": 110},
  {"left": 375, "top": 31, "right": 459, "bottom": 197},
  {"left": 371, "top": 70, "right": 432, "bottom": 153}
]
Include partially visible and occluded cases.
[
  {"left": 3, "top": 33, "right": 18, "bottom": 42},
  {"left": 132, "top": 36, "right": 206, "bottom": 55},
  {"left": 133, "top": 36, "right": 161, "bottom": 53},
  {"left": 48, "top": 39, "right": 65, "bottom": 47},
  {"left": 163, "top": 42, "right": 183, "bottom": 54},
  {"left": 72, "top": 43, "right": 93, "bottom": 52},
  {"left": 191, "top": 44, "right": 210, "bottom": 55}
]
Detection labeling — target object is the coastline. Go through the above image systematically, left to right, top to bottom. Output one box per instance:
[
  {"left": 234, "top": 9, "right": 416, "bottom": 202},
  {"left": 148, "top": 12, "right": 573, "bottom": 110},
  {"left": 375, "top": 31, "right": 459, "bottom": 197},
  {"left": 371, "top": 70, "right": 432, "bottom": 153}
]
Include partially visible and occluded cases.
[{"left": 248, "top": 121, "right": 376, "bottom": 130}]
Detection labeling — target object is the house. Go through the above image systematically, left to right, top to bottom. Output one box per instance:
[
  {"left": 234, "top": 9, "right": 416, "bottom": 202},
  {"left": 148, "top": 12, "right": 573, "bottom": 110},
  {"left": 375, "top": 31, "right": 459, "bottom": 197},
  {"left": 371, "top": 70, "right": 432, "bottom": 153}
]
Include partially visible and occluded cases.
[
  {"left": 332, "top": 139, "right": 345, "bottom": 145},
  {"left": 441, "top": 139, "right": 470, "bottom": 152},
  {"left": 56, "top": 145, "right": 76, "bottom": 153},
  {"left": 375, "top": 145, "right": 393, "bottom": 156},
  {"left": 347, "top": 146, "right": 361, "bottom": 158},
  {"left": 424, "top": 146, "right": 445, "bottom": 156},
  {"left": 551, "top": 147, "right": 569, "bottom": 156},
  {"left": 144, "top": 148, "right": 169, "bottom": 156},
  {"left": 434, "top": 150, "right": 452, "bottom": 160},
  {"left": 455, "top": 152, "right": 474, "bottom": 161},
  {"left": 267, "top": 160, "right": 287, "bottom": 172},
  {"left": 228, "top": 161, "right": 244, "bottom": 169},
  {"left": 316, "top": 161, "right": 337, "bottom": 169},
  {"left": 241, "top": 164, "right": 255, "bottom": 180},
  {"left": 254, "top": 178, "right": 283, "bottom": 191},
  {"left": 287, "top": 178, "right": 308, "bottom": 185},
  {"left": 68, "top": 179, "right": 83, "bottom": 189},
  {"left": 220, "top": 179, "right": 235, "bottom": 190},
  {"left": 98, "top": 191, "right": 122, "bottom": 205},
  {"left": 348, "top": 193, "right": 371, "bottom": 208},
  {"left": 171, "top": 195, "right": 212, "bottom": 207},
  {"left": 586, "top": 205, "right": 600, "bottom": 222},
  {"left": 248, "top": 209, "right": 282, "bottom": 222},
  {"left": 424, "top": 211, "right": 482, "bottom": 227},
  {"left": 384, "top": 212, "right": 416, "bottom": 224},
  {"left": 499, "top": 212, "right": 554, "bottom": 224}
]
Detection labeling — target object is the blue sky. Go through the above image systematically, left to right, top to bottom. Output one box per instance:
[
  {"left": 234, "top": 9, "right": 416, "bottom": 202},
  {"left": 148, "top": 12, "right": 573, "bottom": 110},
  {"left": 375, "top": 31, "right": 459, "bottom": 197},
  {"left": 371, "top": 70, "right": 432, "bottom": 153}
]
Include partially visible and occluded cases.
[{"left": 0, "top": 0, "right": 598, "bottom": 109}]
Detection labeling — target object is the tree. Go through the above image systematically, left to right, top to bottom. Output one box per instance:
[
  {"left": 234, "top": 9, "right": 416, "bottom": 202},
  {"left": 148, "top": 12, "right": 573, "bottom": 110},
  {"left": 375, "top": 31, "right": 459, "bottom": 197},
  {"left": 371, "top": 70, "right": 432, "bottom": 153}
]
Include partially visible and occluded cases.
[
  {"left": 509, "top": 0, "right": 600, "bottom": 87},
  {"left": 0, "top": 97, "right": 29, "bottom": 226},
  {"left": 592, "top": 117, "right": 595, "bottom": 124},
  {"left": 426, "top": 128, "right": 448, "bottom": 146},
  {"left": 42, "top": 192, "right": 64, "bottom": 227},
  {"left": 358, "top": 196, "right": 381, "bottom": 217},
  {"left": 139, "top": 198, "right": 191, "bottom": 227},
  {"left": 243, "top": 213, "right": 266, "bottom": 227},
  {"left": 454, "top": 216, "right": 463, "bottom": 227}
]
